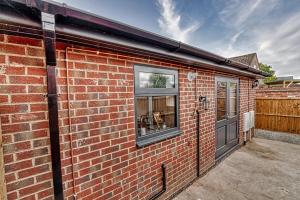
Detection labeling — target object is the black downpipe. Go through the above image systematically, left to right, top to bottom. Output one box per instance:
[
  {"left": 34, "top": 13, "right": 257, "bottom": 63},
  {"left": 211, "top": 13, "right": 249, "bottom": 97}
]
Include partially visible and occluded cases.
[
  {"left": 42, "top": 13, "right": 64, "bottom": 200},
  {"left": 164, "top": 109, "right": 201, "bottom": 200},
  {"left": 196, "top": 110, "right": 200, "bottom": 177},
  {"left": 149, "top": 164, "right": 167, "bottom": 200}
]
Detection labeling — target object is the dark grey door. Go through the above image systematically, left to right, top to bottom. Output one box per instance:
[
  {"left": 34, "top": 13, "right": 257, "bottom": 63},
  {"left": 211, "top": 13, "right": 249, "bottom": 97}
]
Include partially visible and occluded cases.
[{"left": 215, "top": 77, "right": 239, "bottom": 158}]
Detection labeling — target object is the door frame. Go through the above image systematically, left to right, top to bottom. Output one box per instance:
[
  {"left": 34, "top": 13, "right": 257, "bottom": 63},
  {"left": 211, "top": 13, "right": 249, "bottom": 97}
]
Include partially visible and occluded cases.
[{"left": 215, "top": 76, "right": 240, "bottom": 159}]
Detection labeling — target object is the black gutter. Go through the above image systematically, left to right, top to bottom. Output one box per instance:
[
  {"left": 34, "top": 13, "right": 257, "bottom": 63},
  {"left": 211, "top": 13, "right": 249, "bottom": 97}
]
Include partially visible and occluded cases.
[
  {"left": 3, "top": 0, "right": 269, "bottom": 78},
  {"left": 5, "top": 0, "right": 179, "bottom": 49},
  {"left": 0, "top": 5, "right": 266, "bottom": 78},
  {"left": 41, "top": 12, "right": 64, "bottom": 200},
  {"left": 0, "top": 21, "right": 265, "bottom": 79},
  {"left": 54, "top": 27, "right": 265, "bottom": 78},
  {"left": 175, "top": 43, "right": 225, "bottom": 63},
  {"left": 149, "top": 164, "right": 167, "bottom": 200}
]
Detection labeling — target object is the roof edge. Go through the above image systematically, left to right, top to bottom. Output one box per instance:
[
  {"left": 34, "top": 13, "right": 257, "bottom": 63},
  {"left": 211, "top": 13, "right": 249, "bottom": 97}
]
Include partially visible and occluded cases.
[{"left": 1, "top": 0, "right": 268, "bottom": 77}]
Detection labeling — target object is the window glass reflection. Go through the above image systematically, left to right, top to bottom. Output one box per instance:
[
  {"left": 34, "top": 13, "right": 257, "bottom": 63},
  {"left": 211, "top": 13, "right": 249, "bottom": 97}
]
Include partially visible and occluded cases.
[
  {"left": 139, "top": 72, "right": 175, "bottom": 88},
  {"left": 217, "top": 81, "right": 227, "bottom": 121},
  {"left": 137, "top": 96, "right": 176, "bottom": 136}
]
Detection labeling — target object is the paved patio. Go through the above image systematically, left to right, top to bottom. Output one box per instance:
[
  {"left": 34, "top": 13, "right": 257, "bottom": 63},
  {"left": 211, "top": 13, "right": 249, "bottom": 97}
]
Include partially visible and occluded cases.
[{"left": 174, "top": 138, "right": 300, "bottom": 200}]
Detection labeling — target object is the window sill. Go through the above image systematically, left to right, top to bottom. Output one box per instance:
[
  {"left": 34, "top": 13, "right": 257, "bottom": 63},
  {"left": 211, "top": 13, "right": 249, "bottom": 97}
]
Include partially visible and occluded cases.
[{"left": 136, "top": 129, "right": 182, "bottom": 148}]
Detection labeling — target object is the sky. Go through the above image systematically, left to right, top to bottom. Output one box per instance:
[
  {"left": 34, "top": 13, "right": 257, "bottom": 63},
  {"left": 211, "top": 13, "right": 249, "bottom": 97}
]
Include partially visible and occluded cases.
[{"left": 53, "top": 0, "right": 300, "bottom": 78}]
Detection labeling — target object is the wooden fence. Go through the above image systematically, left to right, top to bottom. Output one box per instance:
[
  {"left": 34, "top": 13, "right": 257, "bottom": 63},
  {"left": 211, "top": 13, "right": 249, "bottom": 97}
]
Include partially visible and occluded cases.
[{"left": 255, "top": 98, "right": 300, "bottom": 134}]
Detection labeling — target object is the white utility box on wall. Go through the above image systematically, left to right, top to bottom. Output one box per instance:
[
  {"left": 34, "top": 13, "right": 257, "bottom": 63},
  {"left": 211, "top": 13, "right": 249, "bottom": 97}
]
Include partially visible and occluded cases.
[
  {"left": 249, "top": 111, "right": 255, "bottom": 128},
  {"left": 243, "top": 112, "right": 250, "bottom": 132}
]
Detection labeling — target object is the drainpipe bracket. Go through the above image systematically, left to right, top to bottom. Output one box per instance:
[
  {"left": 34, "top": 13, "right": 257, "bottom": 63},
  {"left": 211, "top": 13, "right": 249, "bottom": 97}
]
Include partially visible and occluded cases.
[
  {"left": 41, "top": 12, "right": 55, "bottom": 32},
  {"left": 43, "top": 94, "right": 60, "bottom": 98}
]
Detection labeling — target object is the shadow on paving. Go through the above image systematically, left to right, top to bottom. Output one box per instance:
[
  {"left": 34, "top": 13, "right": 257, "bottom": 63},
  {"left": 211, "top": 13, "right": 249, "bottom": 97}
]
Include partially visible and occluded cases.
[{"left": 174, "top": 138, "right": 300, "bottom": 200}]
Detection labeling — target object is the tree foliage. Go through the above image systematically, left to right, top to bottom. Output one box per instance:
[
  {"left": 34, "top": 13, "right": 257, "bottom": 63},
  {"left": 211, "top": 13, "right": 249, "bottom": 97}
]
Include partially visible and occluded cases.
[{"left": 259, "top": 63, "right": 276, "bottom": 83}]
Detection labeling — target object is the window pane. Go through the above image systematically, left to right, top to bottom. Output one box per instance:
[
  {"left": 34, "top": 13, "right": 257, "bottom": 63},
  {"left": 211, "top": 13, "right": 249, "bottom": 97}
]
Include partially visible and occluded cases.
[
  {"left": 139, "top": 72, "right": 175, "bottom": 88},
  {"left": 217, "top": 81, "right": 227, "bottom": 121},
  {"left": 229, "top": 82, "right": 237, "bottom": 117},
  {"left": 137, "top": 96, "right": 176, "bottom": 137}
]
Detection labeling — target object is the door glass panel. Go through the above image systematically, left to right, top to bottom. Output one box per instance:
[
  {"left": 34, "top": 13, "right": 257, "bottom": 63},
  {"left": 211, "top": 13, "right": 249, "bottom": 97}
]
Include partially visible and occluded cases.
[
  {"left": 217, "top": 81, "right": 227, "bottom": 121},
  {"left": 229, "top": 82, "right": 237, "bottom": 117}
]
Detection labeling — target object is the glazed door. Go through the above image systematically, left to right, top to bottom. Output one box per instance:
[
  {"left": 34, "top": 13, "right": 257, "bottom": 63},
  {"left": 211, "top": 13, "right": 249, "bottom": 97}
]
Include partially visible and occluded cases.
[{"left": 215, "top": 77, "right": 239, "bottom": 158}]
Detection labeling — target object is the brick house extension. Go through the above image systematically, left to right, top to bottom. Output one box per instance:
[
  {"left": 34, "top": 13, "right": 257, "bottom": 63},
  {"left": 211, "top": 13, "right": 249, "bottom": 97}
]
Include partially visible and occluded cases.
[{"left": 0, "top": 1, "right": 268, "bottom": 200}]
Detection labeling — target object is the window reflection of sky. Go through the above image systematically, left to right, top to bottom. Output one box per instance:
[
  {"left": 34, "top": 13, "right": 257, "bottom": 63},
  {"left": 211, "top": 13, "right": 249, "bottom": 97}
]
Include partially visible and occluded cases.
[{"left": 139, "top": 72, "right": 175, "bottom": 88}]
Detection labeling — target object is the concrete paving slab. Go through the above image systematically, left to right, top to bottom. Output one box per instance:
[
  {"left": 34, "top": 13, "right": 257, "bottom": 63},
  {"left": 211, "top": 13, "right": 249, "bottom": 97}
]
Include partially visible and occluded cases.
[{"left": 174, "top": 138, "right": 300, "bottom": 200}]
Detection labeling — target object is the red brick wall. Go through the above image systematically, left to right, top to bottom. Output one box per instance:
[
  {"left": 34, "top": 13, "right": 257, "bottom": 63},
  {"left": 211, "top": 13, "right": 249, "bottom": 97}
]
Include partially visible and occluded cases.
[
  {"left": 0, "top": 34, "right": 256, "bottom": 200},
  {"left": 0, "top": 35, "right": 53, "bottom": 199},
  {"left": 239, "top": 78, "right": 255, "bottom": 143},
  {"left": 256, "top": 87, "right": 300, "bottom": 98}
]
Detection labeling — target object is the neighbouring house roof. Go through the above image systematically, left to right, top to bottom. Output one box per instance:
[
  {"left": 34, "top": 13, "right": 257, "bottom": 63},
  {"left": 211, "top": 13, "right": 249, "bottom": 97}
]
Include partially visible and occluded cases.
[
  {"left": 0, "top": 0, "right": 269, "bottom": 78},
  {"left": 229, "top": 53, "right": 260, "bottom": 70}
]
